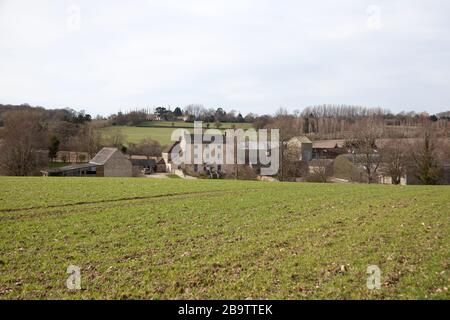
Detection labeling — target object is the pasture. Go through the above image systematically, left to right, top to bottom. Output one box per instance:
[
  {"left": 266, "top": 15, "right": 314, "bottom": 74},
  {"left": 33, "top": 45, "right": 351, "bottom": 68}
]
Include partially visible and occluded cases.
[
  {"left": 100, "top": 122, "right": 254, "bottom": 146},
  {"left": 100, "top": 126, "right": 178, "bottom": 146},
  {"left": 0, "top": 177, "right": 449, "bottom": 299}
]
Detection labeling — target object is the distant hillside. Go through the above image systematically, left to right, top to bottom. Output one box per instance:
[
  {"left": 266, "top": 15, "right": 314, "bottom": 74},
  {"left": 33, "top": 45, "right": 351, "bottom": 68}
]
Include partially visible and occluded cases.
[
  {"left": 0, "top": 103, "right": 91, "bottom": 126},
  {"left": 137, "top": 121, "right": 253, "bottom": 129}
]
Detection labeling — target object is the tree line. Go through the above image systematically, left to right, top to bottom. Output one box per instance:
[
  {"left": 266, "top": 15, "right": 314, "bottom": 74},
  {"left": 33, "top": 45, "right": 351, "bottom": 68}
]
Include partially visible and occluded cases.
[
  {"left": 0, "top": 103, "right": 448, "bottom": 180},
  {"left": 0, "top": 104, "right": 164, "bottom": 176},
  {"left": 0, "top": 105, "right": 102, "bottom": 176},
  {"left": 108, "top": 105, "right": 249, "bottom": 126},
  {"left": 278, "top": 116, "right": 449, "bottom": 185}
]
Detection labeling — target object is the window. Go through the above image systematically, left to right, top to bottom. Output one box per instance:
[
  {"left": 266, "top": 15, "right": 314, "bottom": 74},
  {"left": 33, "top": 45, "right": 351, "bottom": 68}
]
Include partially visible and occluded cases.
[{"left": 194, "top": 164, "right": 198, "bottom": 172}]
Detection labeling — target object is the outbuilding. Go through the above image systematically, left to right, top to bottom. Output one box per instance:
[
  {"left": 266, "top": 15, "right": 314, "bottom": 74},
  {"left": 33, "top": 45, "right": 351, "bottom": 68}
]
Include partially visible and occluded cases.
[
  {"left": 42, "top": 147, "right": 133, "bottom": 177},
  {"left": 89, "top": 148, "right": 133, "bottom": 177}
]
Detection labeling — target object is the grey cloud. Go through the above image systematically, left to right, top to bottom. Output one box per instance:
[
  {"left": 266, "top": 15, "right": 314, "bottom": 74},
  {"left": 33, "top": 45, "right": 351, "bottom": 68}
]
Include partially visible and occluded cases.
[{"left": 0, "top": 0, "right": 449, "bottom": 115}]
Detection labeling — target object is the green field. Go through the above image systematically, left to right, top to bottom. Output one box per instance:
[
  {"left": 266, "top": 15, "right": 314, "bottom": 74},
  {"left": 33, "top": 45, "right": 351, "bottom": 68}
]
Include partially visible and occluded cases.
[
  {"left": 100, "top": 122, "right": 254, "bottom": 146},
  {"left": 101, "top": 126, "right": 179, "bottom": 146},
  {"left": 0, "top": 177, "right": 449, "bottom": 299}
]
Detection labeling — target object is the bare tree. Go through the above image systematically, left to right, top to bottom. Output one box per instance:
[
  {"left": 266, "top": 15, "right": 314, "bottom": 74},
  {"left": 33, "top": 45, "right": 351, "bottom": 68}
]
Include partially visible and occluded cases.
[
  {"left": 184, "top": 104, "right": 206, "bottom": 119},
  {"left": 0, "top": 110, "right": 47, "bottom": 176},
  {"left": 267, "top": 115, "right": 302, "bottom": 141},
  {"left": 347, "top": 118, "right": 383, "bottom": 184},
  {"left": 70, "top": 123, "right": 103, "bottom": 158},
  {"left": 108, "top": 127, "right": 125, "bottom": 149},
  {"left": 128, "top": 138, "right": 162, "bottom": 158},
  {"left": 381, "top": 139, "right": 410, "bottom": 185},
  {"left": 307, "top": 159, "right": 332, "bottom": 183}
]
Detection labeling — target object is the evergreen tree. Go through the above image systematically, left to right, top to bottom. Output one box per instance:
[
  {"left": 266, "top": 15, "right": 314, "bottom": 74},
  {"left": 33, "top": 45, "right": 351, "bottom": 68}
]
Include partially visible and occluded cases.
[
  {"left": 174, "top": 107, "right": 182, "bottom": 117},
  {"left": 303, "top": 117, "right": 310, "bottom": 134},
  {"left": 414, "top": 132, "right": 442, "bottom": 185},
  {"left": 48, "top": 135, "right": 60, "bottom": 161}
]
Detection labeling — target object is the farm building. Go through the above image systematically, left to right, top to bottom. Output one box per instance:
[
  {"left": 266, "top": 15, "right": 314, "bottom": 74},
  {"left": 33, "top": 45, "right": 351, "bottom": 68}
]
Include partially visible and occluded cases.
[
  {"left": 162, "top": 133, "right": 280, "bottom": 178},
  {"left": 163, "top": 133, "right": 235, "bottom": 177},
  {"left": 287, "top": 136, "right": 313, "bottom": 161},
  {"left": 312, "top": 140, "right": 348, "bottom": 159},
  {"left": 162, "top": 141, "right": 181, "bottom": 173},
  {"left": 89, "top": 147, "right": 133, "bottom": 177},
  {"left": 42, "top": 148, "right": 132, "bottom": 177},
  {"left": 130, "top": 155, "right": 156, "bottom": 174},
  {"left": 129, "top": 156, "right": 166, "bottom": 174},
  {"left": 154, "top": 157, "right": 167, "bottom": 172},
  {"left": 41, "top": 163, "right": 98, "bottom": 177}
]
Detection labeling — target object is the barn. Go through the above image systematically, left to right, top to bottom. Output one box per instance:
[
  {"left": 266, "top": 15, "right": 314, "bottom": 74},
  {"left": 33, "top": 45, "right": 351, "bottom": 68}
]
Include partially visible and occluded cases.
[
  {"left": 41, "top": 148, "right": 132, "bottom": 177},
  {"left": 89, "top": 148, "right": 133, "bottom": 177}
]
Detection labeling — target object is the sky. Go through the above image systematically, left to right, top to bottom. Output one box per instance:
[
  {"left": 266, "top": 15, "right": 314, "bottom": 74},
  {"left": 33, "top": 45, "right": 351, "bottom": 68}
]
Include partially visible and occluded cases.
[{"left": 0, "top": 0, "right": 449, "bottom": 116}]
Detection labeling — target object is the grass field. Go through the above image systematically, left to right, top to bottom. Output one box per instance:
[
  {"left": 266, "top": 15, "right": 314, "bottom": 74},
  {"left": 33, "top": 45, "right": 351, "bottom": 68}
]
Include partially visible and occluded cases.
[
  {"left": 100, "top": 122, "right": 254, "bottom": 146},
  {"left": 100, "top": 126, "right": 179, "bottom": 146},
  {"left": 0, "top": 177, "right": 449, "bottom": 299}
]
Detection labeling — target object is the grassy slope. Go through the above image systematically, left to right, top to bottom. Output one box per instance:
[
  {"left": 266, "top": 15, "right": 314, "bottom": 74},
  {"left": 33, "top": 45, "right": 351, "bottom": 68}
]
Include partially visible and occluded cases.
[
  {"left": 100, "top": 122, "right": 253, "bottom": 146},
  {"left": 100, "top": 126, "right": 178, "bottom": 146},
  {"left": 0, "top": 177, "right": 449, "bottom": 299}
]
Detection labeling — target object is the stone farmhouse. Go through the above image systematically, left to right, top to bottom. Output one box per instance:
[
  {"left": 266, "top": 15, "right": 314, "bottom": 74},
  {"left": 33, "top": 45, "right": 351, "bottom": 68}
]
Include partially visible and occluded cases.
[{"left": 163, "top": 132, "right": 280, "bottom": 178}]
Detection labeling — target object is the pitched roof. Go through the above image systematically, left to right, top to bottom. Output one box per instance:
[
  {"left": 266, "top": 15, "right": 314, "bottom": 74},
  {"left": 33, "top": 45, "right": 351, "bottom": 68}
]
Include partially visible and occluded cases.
[
  {"left": 312, "top": 140, "right": 346, "bottom": 149},
  {"left": 162, "top": 141, "right": 180, "bottom": 154},
  {"left": 89, "top": 147, "right": 118, "bottom": 165},
  {"left": 130, "top": 155, "right": 149, "bottom": 160},
  {"left": 156, "top": 157, "right": 166, "bottom": 164},
  {"left": 42, "top": 163, "right": 97, "bottom": 174}
]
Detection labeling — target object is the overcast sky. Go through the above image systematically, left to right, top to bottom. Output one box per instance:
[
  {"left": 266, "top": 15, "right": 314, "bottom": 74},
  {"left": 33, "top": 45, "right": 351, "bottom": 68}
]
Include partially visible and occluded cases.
[{"left": 0, "top": 0, "right": 449, "bottom": 116}]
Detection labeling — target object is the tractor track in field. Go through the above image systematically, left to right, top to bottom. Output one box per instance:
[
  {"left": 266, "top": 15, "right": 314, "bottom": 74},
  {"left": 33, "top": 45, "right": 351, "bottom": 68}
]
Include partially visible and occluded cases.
[{"left": 0, "top": 188, "right": 264, "bottom": 217}]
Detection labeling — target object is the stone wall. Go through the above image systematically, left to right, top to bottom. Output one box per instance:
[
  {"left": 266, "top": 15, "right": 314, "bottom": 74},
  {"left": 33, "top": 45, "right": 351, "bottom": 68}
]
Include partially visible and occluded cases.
[{"left": 104, "top": 151, "right": 133, "bottom": 177}]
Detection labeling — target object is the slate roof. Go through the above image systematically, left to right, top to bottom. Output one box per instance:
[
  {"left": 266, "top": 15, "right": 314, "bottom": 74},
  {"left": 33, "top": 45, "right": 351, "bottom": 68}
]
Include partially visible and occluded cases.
[
  {"left": 89, "top": 147, "right": 118, "bottom": 165},
  {"left": 42, "top": 163, "right": 97, "bottom": 174}
]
